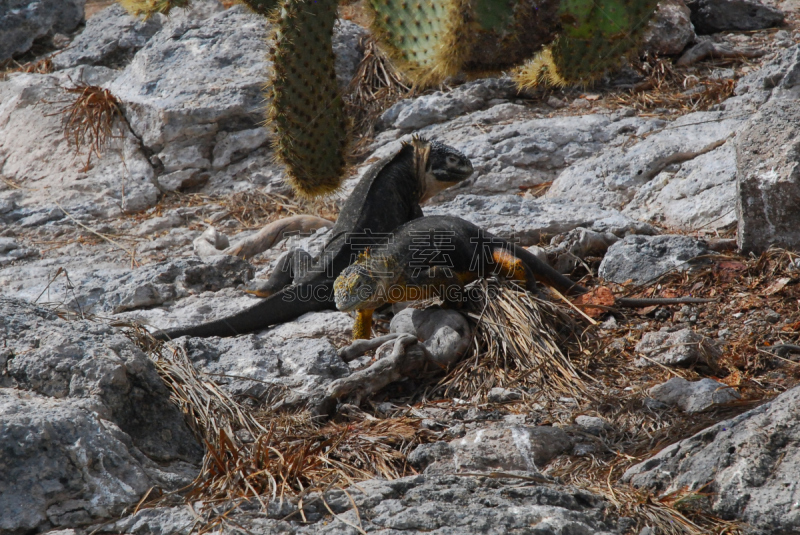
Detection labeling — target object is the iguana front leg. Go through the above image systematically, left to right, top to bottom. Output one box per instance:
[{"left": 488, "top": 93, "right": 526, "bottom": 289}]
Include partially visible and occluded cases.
[
  {"left": 349, "top": 270, "right": 457, "bottom": 340},
  {"left": 353, "top": 309, "right": 374, "bottom": 340}
]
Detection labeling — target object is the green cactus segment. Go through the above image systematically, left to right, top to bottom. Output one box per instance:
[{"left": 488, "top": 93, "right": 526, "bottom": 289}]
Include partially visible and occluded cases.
[
  {"left": 118, "top": 0, "right": 191, "bottom": 18},
  {"left": 268, "top": 0, "right": 348, "bottom": 197},
  {"left": 367, "top": 0, "right": 559, "bottom": 86},
  {"left": 367, "top": 0, "right": 464, "bottom": 85},
  {"left": 472, "top": 0, "right": 516, "bottom": 33},
  {"left": 552, "top": 0, "right": 659, "bottom": 84}
]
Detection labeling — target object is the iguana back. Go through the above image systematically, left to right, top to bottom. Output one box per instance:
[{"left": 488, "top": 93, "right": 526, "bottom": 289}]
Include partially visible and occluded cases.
[{"left": 153, "top": 138, "right": 472, "bottom": 340}]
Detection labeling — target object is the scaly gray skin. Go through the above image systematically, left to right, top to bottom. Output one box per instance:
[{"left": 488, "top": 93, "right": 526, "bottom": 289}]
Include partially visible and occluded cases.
[{"left": 153, "top": 137, "right": 473, "bottom": 340}]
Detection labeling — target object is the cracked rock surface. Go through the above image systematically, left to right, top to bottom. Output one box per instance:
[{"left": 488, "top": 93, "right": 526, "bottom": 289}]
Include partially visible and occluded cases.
[{"left": 3, "top": 1, "right": 800, "bottom": 533}]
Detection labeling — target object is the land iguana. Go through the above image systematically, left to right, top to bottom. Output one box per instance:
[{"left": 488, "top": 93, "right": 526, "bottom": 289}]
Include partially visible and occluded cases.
[
  {"left": 153, "top": 137, "right": 473, "bottom": 340},
  {"left": 334, "top": 215, "right": 588, "bottom": 339}
]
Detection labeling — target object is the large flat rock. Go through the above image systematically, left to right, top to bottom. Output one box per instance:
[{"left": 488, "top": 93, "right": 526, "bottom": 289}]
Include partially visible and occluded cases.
[
  {"left": 0, "top": 0, "right": 86, "bottom": 62},
  {"left": 0, "top": 67, "right": 160, "bottom": 218},
  {"left": 736, "top": 96, "right": 800, "bottom": 253},
  {"left": 546, "top": 110, "right": 746, "bottom": 232},
  {"left": 0, "top": 297, "right": 200, "bottom": 533},
  {"left": 623, "top": 385, "right": 800, "bottom": 533},
  {"left": 0, "top": 389, "right": 192, "bottom": 534}
]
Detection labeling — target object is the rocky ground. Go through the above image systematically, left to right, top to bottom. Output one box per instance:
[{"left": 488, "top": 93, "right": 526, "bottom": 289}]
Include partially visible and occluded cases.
[{"left": 3, "top": 0, "right": 800, "bottom": 534}]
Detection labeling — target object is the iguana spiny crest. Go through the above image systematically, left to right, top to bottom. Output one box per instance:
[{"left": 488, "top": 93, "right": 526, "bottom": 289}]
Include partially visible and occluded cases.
[{"left": 408, "top": 135, "right": 473, "bottom": 202}]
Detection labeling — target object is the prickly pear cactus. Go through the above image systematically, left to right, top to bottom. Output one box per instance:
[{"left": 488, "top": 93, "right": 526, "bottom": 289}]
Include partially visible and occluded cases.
[
  {"left": 268, "top": 0, "right": 349, "bottom": 197},
  {"left": 366, "top": 0, "right": 463, "bottom": 85},
  {"left": 368, "top": 0, "right": 559, "bottom": 86},
  {"left": 464, "top": 0, "right": 560, "bottom": 72},
  {"left": 516, "top": 0, "right": 659, "bottom": 87}
]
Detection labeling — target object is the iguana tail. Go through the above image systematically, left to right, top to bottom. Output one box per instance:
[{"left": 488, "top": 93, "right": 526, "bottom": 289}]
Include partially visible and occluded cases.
[
  {"left": 512, "top": 244, "right": 587, "bottom": 296},
  {"left": 153, "top": 282, "right": 335, "bottom": 340}
]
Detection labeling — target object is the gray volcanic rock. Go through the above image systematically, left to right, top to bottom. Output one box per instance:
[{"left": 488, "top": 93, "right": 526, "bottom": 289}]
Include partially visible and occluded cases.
[
  {"left": 0, "top": 0, "right": 86, "bottom": 62},
  {"left": 644, "top": 0, "right": 696, "bottom": 56},
  {"left": 688, "top": 0, "right": 784, "bottom": 34},
  {"left": 52, "top": 4, "right": 164, "bottom": 70},
  {"left": 107, "top": 7, "right": 271, "bottom": 184},
  {"left": 332, "top": 19, "right": 369, "bottom": 88},
  {"left": 0, "top": 67, "right": 160, "bottom": 217},
  {"left": 379, "top": 78, "right": 519, "bottom": 131},
  {"left": 736, "top": 97, "right": 800, "bottom": 254},
  {"left": 372, "top": 109, "right": 662, "bottom": 199},
  {"left": 547, "top": 110, "right": 745, "bottom": 231},
  {"left": 426, "top": 195, "right": 655, "bottom": 246},
  {"left": 598, "top": 235, "right": 710, "bottom": 285},
  {"left": 0, "top": 254, "right": 253, "bottom": 318},
  {"left": 0, "top": 297, "right": 199, "bottom": 533},
  {"left": 1, "top": 297, "right": 202, "bottom": 463},
  {"left": 171, "top": 311, "right": 352, "bottom": 397},
  {"left": 635, "top": 328, "right": 721, "bottom": 367},
  {"left": 648, "top": 377, "right": 740, "bottom": 413},
  {"left": 623, "top": 385, "right": 800, "bottom": 533},
  {"left": 0, "top": 389, "right": 194, "bottom": 534},
  {"left": 410, "top": 425, "right": 573, "bottom": 474},
  {"left": 104, "top": 474, "right": 617, "bottom": 535}
]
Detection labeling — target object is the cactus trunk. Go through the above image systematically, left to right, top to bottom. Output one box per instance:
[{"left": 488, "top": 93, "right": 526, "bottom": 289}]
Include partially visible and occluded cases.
[{"left": 268, "top": 0, "right": 349, "bottom": 197}]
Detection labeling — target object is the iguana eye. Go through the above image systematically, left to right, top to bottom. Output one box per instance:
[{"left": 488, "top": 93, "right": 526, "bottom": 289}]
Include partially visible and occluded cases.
[{"left": 446, "top": 155, "right": 458, "bottom": 166}]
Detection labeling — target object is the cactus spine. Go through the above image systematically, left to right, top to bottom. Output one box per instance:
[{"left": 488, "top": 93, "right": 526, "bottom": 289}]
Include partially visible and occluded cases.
[
  {"left": 267, "top": 0, "right": 348, "bottom": 197},
  {"left": 367, "top": 0, "right": 559, "bottom": 86},
  {"left": 516, "top": 0, "right": 660, "bottom": 87}
]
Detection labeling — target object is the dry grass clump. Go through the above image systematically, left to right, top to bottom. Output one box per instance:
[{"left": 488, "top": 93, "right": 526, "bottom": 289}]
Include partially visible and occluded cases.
[
  {"left": 344, "top": 37, "right": 412, "bottom": 158},
  {"left": 0, "top": 56, "right": 54, "bottom": 79},
  {"left": 608, "top": 56, "right": 736, "bottom": 114},
  {"left": 47, "top": 82, "right": 125, "bottom": 171},
  {"left": 154, "top": 190, "right": 340, "bottom": 234},
  {"left": 218, "top": 191, "right": 339, "bottom": 230},
  {"left": 441, "top": 279, "right": 593, "bottom": 401},
  {"left": 122, "top": 324, "right": 429, "bottom": 527}
]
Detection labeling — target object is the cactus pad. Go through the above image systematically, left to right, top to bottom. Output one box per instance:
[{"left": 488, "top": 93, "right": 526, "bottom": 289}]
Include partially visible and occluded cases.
[
  {"left": 268, "top": 0, "right": 349, "bottom": 197},
  {"left": 368, "top": 0, "right": 559, "bottom": 86},
  {"left": 517, "top": 0, "right": 659, "bottom": 87}
]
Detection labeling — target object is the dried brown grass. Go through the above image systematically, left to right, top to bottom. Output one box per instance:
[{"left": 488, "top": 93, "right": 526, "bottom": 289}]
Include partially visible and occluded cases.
[
  {"left": 344, "top": 37, "right": 412, "bottom": 158},
  {"left": 608, "top": 56, "right": 736, "bottom": 115},
  {"left": 47, "top": 82, "right": 124, "bottom": 172},
  {"left": 218, "top": 191, "right": 339, "bottom": 230},
  {"left": 118, "top": 245, "right": 800, "bottom": 533},
  {"left": 441, "top": 279, "right": 594, "bottom": 401},
  {"left": 121, "top": 324, "right": 429, "bottom": 528}
]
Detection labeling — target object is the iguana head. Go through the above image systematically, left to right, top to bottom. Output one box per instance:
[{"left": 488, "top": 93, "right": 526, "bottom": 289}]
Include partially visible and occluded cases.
[
  {"left": 407, "top": 136, "right": 473, "bottom": 202},
  {"left": 334, "top": 253, "right": 396, "bottom": 312}
]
